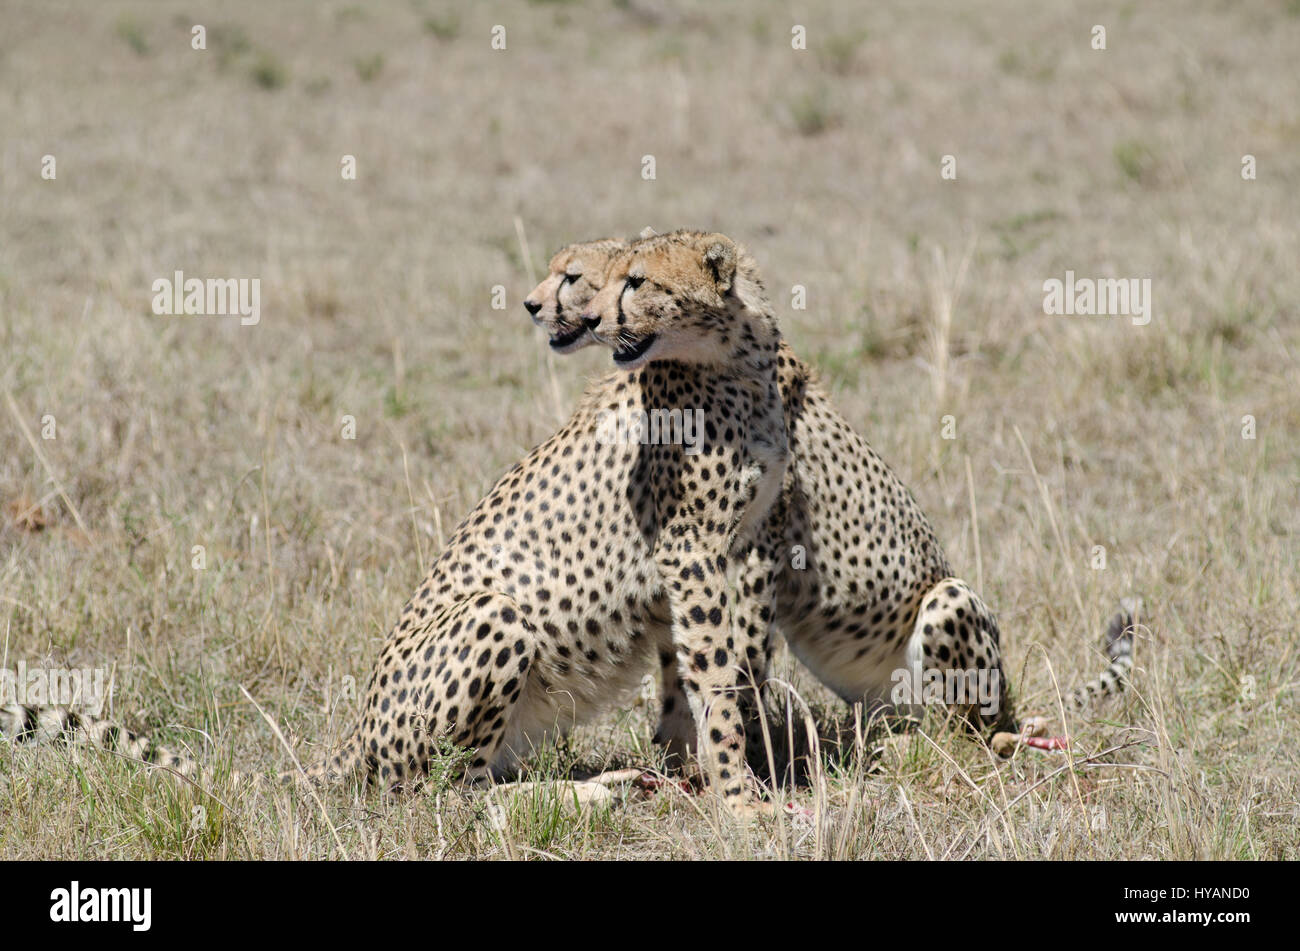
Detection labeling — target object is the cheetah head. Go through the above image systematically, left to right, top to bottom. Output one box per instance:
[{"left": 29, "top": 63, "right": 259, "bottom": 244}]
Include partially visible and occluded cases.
[
  {"left": 579, "top": 230, "right": 778, "bottom": 371},
  {"left": 522, "top": 239, "right": 625, "bottom": 354}
]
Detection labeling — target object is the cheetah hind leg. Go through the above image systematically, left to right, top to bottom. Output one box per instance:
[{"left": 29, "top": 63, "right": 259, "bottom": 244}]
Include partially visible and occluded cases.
[
  {"left": 907, "top": 578, "right": 1069, "bottom": 754},
  {"left": 352, "top": 592, "right": 543, "bottom": 790}
]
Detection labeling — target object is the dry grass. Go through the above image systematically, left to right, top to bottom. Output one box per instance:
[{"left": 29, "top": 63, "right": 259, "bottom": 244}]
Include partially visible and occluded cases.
[{"left": 1, "top": 0, "right": 1297, "bottom": 859}]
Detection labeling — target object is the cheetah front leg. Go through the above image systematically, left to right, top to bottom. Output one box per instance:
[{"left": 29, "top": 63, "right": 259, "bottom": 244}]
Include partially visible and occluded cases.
[
  {"left": 730, "top": 533, "right": 786, "bottom": 781},
  {"left": 655, "top": 538, "right": 776, "bottom": 816},
  {"left": 653, "top": 543, "right": 782, "bottom": 787},
  {"left": 639, "top": 598, "right": 698, "bottom": 772},
  {"left": 652, "top": 641, "right": 697, "bottom": 771}
]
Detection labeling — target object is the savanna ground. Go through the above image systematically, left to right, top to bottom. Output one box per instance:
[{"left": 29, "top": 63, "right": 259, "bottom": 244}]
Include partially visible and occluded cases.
[{"left": 1, "top": 0, "right": 1297, "bottom": 860}]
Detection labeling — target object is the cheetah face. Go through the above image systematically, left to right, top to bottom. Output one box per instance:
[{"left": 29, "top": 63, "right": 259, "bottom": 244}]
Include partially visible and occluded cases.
[
  {"left": 580, "top": 231, "right": 742, "bottom": 371},
  {"left": 522, "top": 239, "right": 624, "bottom": 354}
]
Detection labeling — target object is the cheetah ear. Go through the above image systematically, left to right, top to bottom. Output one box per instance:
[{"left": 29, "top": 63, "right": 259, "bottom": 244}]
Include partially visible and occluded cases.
[
  {"left": 638, "top": 226, "right": 658, "bottom": 239},
  {"left": 701, "top": 234, "right": 737, "bottom": 294}
]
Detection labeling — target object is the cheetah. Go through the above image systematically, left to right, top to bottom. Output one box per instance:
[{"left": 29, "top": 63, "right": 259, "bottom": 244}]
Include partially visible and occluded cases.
[
  {"left": 4, "top": 231, "right": 790, "bottom": 815},
  {"left": 524, "top": 231, "right": 1140, "bottom": 763},
  {"left": 3, "top": 232, "right": 1139, "bottom": 811}
]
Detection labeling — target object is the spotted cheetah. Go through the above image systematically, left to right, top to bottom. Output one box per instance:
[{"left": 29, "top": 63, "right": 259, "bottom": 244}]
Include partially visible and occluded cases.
[
  {"left": 3, "top": 231, "right": 1139, "bottom": 810},
  {"left": 4, "top": 231, "right": 790, "bottom": 814},
  {"left": 524, "top": 232, "right": 1139, "bottom": 759}
]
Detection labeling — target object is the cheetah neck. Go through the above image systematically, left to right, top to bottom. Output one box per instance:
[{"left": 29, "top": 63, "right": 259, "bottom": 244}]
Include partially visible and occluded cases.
[{"left": 720, "top": 292, "right": 783, "bottom": 388}]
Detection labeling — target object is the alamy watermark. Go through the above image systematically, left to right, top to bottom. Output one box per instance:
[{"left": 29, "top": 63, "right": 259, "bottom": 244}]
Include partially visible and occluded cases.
[
  {"left": 1043, "top": 270, "right": 1151, "bottom": 326},
  {"left": 151, "top": 271, "right": 260, "bottom": 325},
  {"left": 596, "top": 400, "right": 704, "bottom": 456},
  {"left": 0, "top": 662, "right": 109, "bottom": 716},
  {"left": 890, "top": 666, "right": 1001, "bottom": 717},
  {"left": 50, "top": 881, "right": 151, "bottom": 931}
]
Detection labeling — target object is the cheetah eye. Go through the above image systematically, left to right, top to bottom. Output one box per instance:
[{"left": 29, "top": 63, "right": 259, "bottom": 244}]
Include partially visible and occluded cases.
[
  {"left": 562, "top": 273, "right": 579, "bottom": 286},
  {"left": 625, "top": 275, "right": 645, "bottom": 291}
]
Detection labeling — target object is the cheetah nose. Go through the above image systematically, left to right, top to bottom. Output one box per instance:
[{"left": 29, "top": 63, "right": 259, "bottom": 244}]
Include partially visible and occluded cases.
[
  {"left": 523, "top": 299, "right": 542, "bottom": 316},
  {"left": 581, "top": 312, "right": 601, "bottom": 330}
]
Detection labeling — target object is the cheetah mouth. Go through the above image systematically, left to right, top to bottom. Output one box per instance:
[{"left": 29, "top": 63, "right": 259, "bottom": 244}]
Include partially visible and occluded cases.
[
  {"left": 548, "top": 325, "right": 588, "bottom": 351},
  {"left": 611, "top": 334, "right": 658, "bottom": 366}
]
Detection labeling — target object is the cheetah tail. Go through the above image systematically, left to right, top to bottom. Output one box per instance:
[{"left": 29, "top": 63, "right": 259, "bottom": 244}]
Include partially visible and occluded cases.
[
  {"left": 1063, "top": 596, "right": 1143, "bottom": 710},
  {"left": 1, "top": 704, "right": 202, "bottom": 778},
  {"left": 3, "top": 704, "right": 369, "bottom": 792}
]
